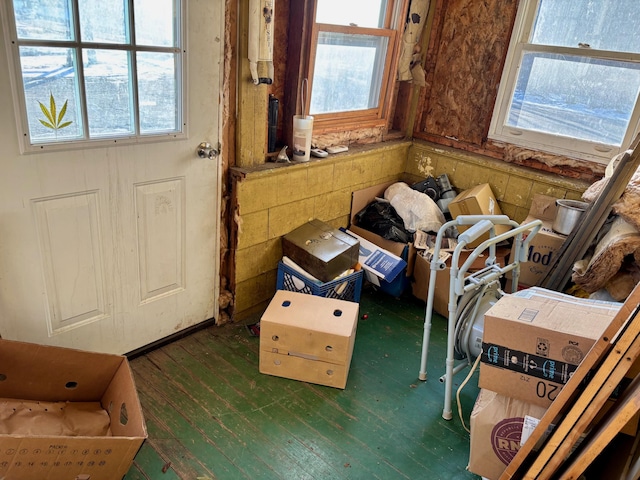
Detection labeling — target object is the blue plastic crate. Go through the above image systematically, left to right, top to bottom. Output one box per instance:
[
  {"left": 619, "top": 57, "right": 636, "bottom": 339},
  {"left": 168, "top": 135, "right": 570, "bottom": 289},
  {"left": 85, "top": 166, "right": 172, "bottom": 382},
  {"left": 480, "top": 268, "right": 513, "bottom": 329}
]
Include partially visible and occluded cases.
[{"left": 276, "top": 261, "right": 363, "bottom": 303}]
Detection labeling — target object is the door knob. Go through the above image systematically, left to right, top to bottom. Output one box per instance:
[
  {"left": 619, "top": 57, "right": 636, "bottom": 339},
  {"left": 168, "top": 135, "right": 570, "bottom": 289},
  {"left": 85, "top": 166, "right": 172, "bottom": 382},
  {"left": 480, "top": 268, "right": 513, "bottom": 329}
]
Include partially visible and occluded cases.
[{"left": 196, "top": 142, "right": 219, "bottom": 159}]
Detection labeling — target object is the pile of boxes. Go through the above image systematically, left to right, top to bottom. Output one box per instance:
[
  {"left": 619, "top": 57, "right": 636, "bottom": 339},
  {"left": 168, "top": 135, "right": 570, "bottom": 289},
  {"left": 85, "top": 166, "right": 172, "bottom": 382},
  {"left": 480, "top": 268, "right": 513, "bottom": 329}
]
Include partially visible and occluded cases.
[
  {"left": 259, "top": 182, "right": 581, "bottom": 399},
  {"left": 261, "top": 219, "right": 365, "bottom": 389},
  {"left": 468, "top": 288, "right": 628, "bottom": 479}
]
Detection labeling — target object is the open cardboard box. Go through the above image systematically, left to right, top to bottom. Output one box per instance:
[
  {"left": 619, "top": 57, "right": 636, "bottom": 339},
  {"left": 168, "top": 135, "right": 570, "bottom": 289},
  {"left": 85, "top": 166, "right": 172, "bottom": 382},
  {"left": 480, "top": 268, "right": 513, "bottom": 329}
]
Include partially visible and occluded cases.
[
  {"left": 350, "top": 182, "right": 417, "bottom": 295},
  {"left": 412, "top": 247, "right": 510, "bottom": 317},
  {"left": 0, "top": 338, "right": 147, "bottom": 480}
]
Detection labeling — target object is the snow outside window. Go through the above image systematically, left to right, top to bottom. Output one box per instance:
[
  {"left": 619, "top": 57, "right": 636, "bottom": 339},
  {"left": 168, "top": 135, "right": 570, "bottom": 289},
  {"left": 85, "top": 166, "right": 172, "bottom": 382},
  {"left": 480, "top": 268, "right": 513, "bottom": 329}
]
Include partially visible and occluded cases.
[{"left": 489, "top": 0, "right": 640, "bottom": 164}]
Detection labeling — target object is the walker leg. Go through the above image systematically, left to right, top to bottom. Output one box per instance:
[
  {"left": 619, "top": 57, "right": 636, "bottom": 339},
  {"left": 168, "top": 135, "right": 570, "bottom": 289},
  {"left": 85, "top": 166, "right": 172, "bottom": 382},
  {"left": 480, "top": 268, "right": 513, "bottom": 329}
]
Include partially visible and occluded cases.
[
  {"left": 442, "top": 309, "right": 458, "bottom": 420},
  {"left": 418, "top": 311, "right": 432, "bottom": 381}
]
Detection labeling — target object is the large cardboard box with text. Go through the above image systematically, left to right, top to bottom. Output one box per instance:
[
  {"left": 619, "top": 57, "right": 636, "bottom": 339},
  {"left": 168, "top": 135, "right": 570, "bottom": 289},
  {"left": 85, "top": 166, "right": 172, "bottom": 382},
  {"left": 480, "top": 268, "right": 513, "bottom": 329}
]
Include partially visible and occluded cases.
[
  {"left": 350, "top": 182, "right": 417, "bottom": 295},
  {"left": 507, "top": 194, "right": 567, "bottom": 287},
  {"left": 259, "top": 290, "right": 359, "bottom": 389},
  {"left": 479, "top": 290, "right": 620, "bottom": 408},
  {"left": 0, "top": 339, "right": 147, "bottom": 480},
  {"left": 469, "top": 386, "right": 638, "bottom": 480},
  {"left": 468, "top": 389, "right": 548, "bottom": 480}
]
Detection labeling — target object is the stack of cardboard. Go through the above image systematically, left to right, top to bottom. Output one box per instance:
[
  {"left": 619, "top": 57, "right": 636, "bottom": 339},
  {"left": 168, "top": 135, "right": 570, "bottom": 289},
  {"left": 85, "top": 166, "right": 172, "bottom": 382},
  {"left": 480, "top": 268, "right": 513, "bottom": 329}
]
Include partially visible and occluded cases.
[
  {"left": 260, "top": 220, "right": 364, "bottom": 388},
  {"left": 500, "top": 284, "right": 640, "bottom": 480},
  {"left": 469, "top": 288, "right": 625, "bottom": 479},
  {"left": 259, "top": 290, "right": 359, "bottom": 389}
]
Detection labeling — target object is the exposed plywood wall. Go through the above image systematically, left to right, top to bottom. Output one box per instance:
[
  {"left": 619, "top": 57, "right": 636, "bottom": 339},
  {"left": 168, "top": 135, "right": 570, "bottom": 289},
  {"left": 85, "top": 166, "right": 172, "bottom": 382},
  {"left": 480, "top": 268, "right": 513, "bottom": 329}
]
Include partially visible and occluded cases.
[
  {"left": 411, "top": 0, "right": 603, "bottom": 182},
  {"left": 416, "top": 0, "right": 517, "bottom": 144}
]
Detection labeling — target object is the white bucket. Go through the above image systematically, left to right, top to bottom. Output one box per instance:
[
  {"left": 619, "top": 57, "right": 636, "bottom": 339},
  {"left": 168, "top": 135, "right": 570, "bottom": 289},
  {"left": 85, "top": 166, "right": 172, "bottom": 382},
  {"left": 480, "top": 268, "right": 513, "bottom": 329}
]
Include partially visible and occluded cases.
[{"left": 292, "top": 115, "right": 314, "bottom": 162}]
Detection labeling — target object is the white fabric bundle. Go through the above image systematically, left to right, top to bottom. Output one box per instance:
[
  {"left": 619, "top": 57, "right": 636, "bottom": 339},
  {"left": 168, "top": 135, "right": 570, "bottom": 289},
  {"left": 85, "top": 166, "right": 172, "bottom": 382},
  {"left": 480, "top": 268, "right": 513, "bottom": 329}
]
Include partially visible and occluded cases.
[{"left": 384, "top": 182, "right": 445, "bottom": 233}]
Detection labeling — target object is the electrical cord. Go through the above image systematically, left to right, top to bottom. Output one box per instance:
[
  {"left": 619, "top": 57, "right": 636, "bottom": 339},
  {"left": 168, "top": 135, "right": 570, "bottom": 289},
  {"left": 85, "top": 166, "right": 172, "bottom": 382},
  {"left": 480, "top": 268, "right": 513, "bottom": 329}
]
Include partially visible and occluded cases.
[{"left": 457, "top": 349, "right": 483, "bottom": 434}]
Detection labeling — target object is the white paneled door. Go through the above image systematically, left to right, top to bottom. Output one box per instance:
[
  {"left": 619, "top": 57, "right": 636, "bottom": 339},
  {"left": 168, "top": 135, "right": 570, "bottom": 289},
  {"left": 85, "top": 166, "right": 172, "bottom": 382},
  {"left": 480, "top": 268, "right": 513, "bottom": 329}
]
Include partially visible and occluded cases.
[{"left": 0, "top": 1, "right": 223, "bottom": 354}]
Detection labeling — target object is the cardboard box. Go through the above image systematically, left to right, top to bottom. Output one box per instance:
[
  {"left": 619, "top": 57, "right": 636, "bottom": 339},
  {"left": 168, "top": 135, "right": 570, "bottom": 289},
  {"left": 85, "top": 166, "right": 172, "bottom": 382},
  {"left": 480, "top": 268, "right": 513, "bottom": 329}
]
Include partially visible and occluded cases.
[
  {"left": 349, "top": 182, "right": 417, "bottom": 277},
  {"left": 448, "top": 184, "right": 510, "bottom": 248},
  {"left": 508, "top": 194, "right": 567, "bottom": 287},
  {"left": 282, "top": 219, "right": 359, "bottom": 282},
  {"left": 412, "top": 247, "right": 511, "bottom": 317},
  {"left": 259, "top": 290, "right": 359, "bottom": 389},
  {"left": 479, "top": 292, "right": 620, "bottom": 407},
  {"left": 0, "top": 339, "right": 147, "bottom": 480},
  {"left": 469, "top": 388, "right": 637, "bottom": 480},
  {"left": 469, "top": 389, "right": 548, "bottom": 480}
]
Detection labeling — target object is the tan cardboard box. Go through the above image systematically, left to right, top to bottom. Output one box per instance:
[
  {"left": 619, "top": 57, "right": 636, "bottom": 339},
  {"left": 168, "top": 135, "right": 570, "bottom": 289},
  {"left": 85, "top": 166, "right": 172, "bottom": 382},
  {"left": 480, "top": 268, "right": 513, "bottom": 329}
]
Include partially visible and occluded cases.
[
  {"left": 350, "top": 181, "right": 416, "bottom": 277},
  {"left": 448, "top": 183, "right": 510, "bottom": 248},
  {"left": 507, "top": 194, "right": 567, "bottom": 287},
  {"left": 411, "top": 247, "right": 510, "bottom": 317},
  {"left": 259, "top": 290, "right": 359, "bottom": 389},
  {"left": 479, "top": 292, "right": 620, "bottom": 407},
  {"left": 0, "top": 339, "right": 147, "bottom": 480},
  {"left": 469, "top": 388, "right": 638, "bottom": 480},
  {"left": 469, "top": 389, "right": 548, "bottom": 480}
]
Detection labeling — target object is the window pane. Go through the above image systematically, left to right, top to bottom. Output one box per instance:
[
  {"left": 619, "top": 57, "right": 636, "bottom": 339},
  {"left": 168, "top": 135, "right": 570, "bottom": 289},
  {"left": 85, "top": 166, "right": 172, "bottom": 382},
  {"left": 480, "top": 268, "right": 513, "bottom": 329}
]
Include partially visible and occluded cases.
[
  {"left": 13, "top": 0, "right": 73, "bottom": 41},
  {"left": 79, "top": 0, "right": 128, "bottom": 44},
  {"left": 134, "top": 0, "right": 176, "bottom": 47},
  {"left": 316, "top": 0, "right": 387, "bottom": 28},
  {"left": 533, "top": 0, "right": 640, "bottom": 53},
  {"left": 310, "top": 32, "right": 388, "bottom": 114},
  {"left": 20, "top": 46, "right": 83, "bottom": 142},
  {"left": 83, "top": 49, "right": 134, "bottom": 137},
  {"left": 137, "top": 52, "right": 178, "bottom": 133},
  {"left": 507, "top": 52, "right": 640, "bottom": 146}
]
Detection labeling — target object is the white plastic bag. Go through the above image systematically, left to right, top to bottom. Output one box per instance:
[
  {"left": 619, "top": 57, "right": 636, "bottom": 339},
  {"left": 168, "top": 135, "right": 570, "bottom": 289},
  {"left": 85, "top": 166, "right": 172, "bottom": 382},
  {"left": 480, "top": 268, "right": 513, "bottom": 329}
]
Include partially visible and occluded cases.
[{"left": 384, "top": 182, "right": 445, "bottom": 233}]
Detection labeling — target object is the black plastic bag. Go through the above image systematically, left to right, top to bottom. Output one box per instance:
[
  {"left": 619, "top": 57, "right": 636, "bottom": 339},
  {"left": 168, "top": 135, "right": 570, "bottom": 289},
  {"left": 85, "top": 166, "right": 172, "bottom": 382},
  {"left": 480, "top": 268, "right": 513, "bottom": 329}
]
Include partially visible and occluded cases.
[{"left": 354, "top": 200, "right": 413, "bottom": 244}]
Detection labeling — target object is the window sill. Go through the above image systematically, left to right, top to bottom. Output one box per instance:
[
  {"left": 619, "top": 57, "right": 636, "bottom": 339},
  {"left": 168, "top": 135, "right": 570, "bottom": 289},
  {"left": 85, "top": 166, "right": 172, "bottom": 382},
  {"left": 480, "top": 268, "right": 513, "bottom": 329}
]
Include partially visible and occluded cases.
[{"left": 232, "top": 137, "right": 411, "bottom": 178}]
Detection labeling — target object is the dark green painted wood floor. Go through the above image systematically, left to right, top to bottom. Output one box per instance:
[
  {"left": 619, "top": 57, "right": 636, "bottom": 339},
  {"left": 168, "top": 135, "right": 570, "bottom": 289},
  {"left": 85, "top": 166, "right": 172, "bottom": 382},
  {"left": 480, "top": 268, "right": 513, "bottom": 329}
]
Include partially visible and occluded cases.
[{"left": 124, "top": 286, "right": 482, "bottom": 480}]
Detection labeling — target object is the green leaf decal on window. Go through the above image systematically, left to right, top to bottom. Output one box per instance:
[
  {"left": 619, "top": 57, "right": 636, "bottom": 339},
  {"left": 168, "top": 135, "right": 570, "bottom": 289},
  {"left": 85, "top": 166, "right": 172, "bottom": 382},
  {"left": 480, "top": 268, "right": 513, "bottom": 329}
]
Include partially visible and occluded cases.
[{"left": 38, "top": 93, "right": 72, "bottom": 133}]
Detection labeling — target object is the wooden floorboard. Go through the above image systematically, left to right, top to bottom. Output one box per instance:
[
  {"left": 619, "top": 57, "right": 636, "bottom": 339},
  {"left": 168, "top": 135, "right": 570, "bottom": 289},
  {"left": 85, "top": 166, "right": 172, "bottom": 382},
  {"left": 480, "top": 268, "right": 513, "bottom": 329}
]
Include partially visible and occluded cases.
[{"left": 125, "top": 287, "right": 481, "bottom": 479}]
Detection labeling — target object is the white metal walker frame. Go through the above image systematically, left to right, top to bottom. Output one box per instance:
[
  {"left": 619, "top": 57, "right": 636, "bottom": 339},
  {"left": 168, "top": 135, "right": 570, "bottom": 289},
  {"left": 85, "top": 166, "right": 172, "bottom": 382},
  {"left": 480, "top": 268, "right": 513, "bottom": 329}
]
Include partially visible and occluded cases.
[{"left": 418, "top": 215, "right": 542, "bottom": 420}]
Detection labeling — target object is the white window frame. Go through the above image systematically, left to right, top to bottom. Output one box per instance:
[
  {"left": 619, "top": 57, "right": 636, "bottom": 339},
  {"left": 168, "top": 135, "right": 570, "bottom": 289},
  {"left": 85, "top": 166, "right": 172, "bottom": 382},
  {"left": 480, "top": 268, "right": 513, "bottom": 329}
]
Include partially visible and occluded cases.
[
  {"left": 1, "top": 0, "right": 186, "bottom": 154},
  {"left": 488, "top": 0, "right": 640, "bottom": 165}
]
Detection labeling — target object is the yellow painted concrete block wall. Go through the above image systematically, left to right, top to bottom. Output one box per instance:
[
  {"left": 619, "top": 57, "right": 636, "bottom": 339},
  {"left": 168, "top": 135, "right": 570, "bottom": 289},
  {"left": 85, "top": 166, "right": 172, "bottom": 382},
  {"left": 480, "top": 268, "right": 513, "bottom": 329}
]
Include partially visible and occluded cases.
[
  {"left": 232, "top": 139, "right": 592, "bottom": 322},
  {"left": 232, "top": 140, "right": 412, "bottom": 321},
  {"left": 407, "top": 141, "right": 591, "bottom": 222}
]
